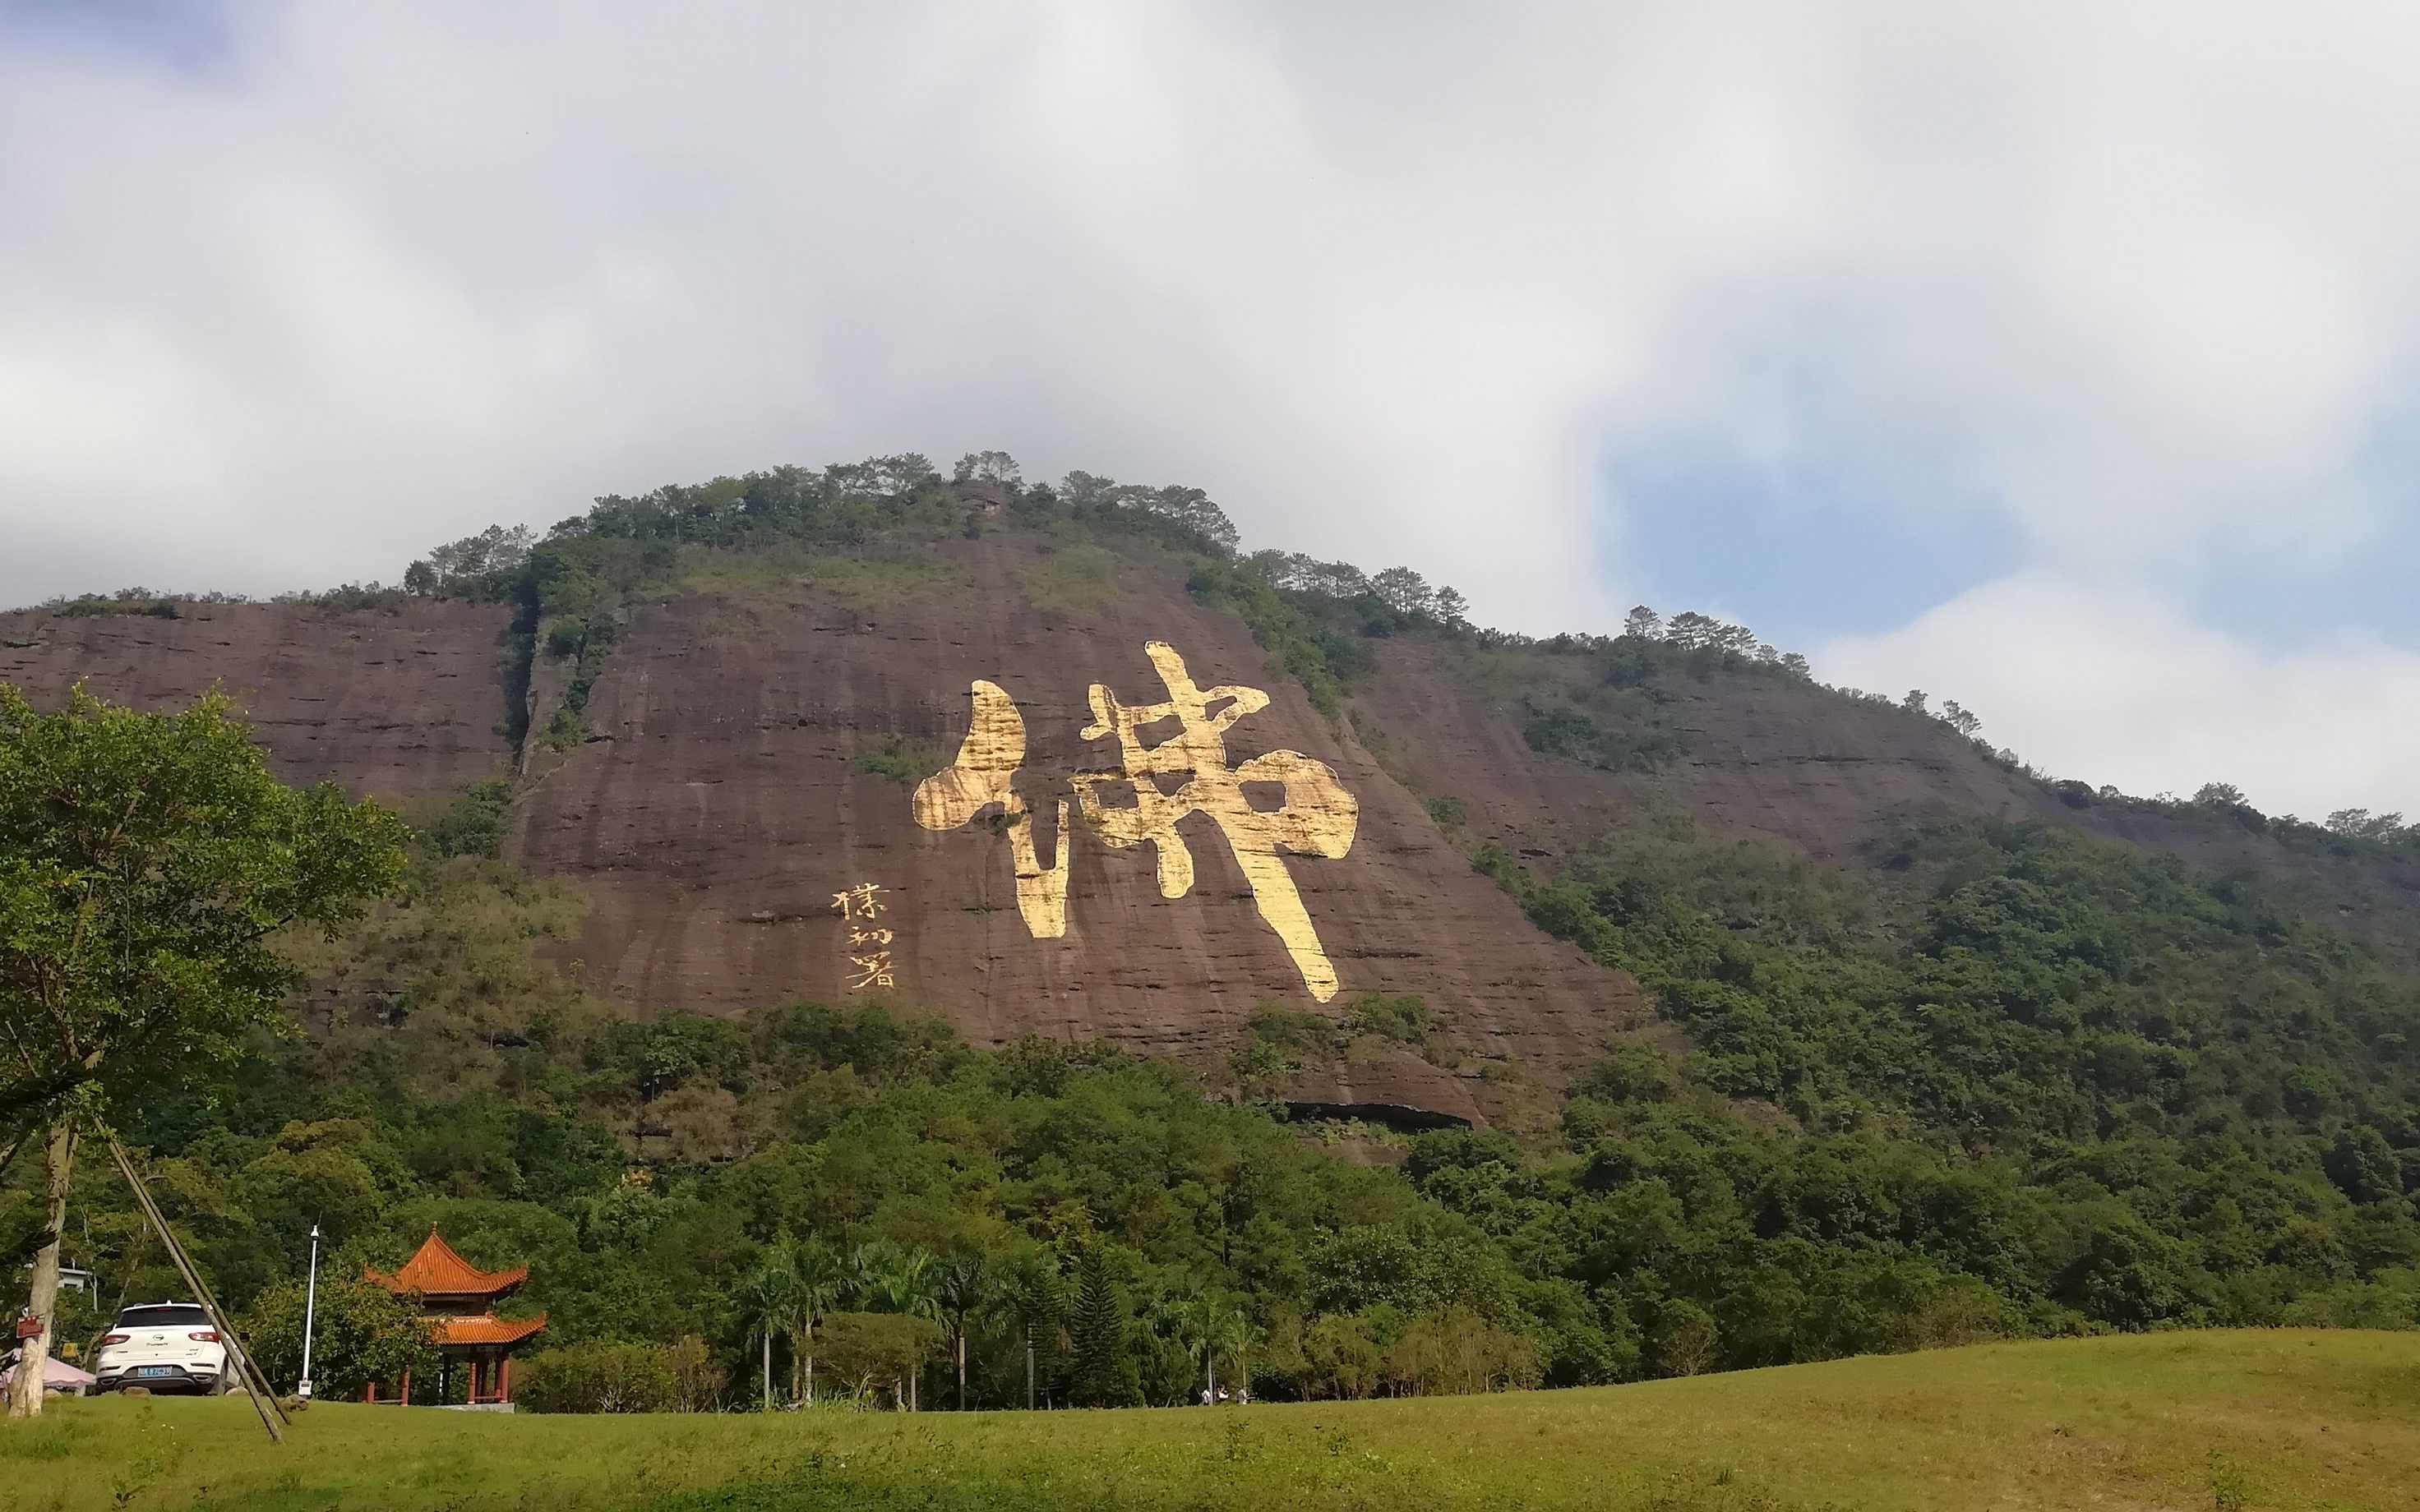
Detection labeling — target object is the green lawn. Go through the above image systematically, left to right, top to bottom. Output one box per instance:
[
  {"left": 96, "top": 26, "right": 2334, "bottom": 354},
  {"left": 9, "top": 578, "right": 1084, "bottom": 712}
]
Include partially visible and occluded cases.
[{"left": 5, "top": 1330, "right": 2413, "bottom": 1511}]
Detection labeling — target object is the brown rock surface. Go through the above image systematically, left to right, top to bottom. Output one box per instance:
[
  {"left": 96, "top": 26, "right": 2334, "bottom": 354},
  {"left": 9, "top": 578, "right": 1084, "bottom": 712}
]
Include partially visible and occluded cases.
[
  {"left": 13, "top": 530, "right": 2408, "bottom": 1119},
  {"left": 512, "top": 539, "right": 1641, "bottom": 1118},
  {"left": 0, "top": 600, "right": 518, "bottom": 800},
  {"left": 1357, "top": 638, "right": 2420, "bottom": 945}
]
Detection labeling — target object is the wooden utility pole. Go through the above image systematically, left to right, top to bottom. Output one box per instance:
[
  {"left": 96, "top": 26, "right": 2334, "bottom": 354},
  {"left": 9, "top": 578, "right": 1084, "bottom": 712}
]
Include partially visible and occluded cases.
[{"left": 99, "top": 1132, "right": 287, "bottom": 1443}]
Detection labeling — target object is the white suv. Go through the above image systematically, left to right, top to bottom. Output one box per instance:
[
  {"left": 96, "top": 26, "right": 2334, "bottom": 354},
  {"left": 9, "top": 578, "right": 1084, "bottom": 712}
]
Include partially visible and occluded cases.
[{"left": 93, "top": 1302, "right": 229, "bottom": 1394}]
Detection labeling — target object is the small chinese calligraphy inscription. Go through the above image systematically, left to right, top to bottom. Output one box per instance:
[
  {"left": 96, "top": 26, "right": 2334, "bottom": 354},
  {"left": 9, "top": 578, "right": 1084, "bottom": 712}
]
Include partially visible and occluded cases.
[{"left": 832, "top": 882, "right": 896, "bottom": 990}]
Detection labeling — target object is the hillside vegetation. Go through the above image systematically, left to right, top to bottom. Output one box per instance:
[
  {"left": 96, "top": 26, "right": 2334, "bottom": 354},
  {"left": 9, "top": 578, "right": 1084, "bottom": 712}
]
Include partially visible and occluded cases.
[
  {"left": 4, "top": 451, "right": 2419, "bottom": 1414},
  {"left": 5, "top": 1331, "right": 2413, "bottom": 1511}
]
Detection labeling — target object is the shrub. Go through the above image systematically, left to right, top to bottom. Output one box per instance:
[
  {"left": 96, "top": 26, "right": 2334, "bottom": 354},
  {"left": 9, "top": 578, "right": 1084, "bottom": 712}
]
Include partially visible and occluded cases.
[
  {"left": 852, "top": 735, "right": 945, "bottom": 786},
  {"left": 426, "top": 777, "right": 515, "bottom": 860},
  {"left": 1339, "top": 992, "right": 1434, "bottom": 1046},
  {"left": 241, "top": 1278, "right": 436, "bottom": 1403},
  {"left": 815, "top": 1312, "right": 942, "bottom": 1405},
  {"left": 516, "top": 1340, "right": 681, "bottom": 1413}
]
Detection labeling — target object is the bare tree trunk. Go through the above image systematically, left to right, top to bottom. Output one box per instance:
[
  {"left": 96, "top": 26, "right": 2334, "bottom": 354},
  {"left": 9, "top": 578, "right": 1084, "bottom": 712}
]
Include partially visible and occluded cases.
[
  {"left": 7, "top": 1123, "right": 76, "bottom": 1420},
  {"left": 804, "top": 1321, "right": 815, "bottom": 1405},
  {"left": 1023, "top": 1325, "right": 1034, "bottom": 1410},
  {"left": 957, "top": 1329, "right": 967, "bottom": 1412},
  {"left": 761, "top": 1332, "right": 773, "bottom": 1409}
]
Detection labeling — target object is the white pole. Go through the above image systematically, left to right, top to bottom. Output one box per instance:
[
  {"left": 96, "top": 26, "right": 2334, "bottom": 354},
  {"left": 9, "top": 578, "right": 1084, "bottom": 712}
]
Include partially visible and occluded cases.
[{"left": 297, "top": 1223, "right": 321, "bottom": 1399}]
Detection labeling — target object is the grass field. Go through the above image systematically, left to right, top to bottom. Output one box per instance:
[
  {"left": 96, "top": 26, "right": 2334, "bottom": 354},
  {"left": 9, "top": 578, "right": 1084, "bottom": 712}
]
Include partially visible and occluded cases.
[{"left": 4, "top": 1330, "right": 2413, "bottom": 1511}]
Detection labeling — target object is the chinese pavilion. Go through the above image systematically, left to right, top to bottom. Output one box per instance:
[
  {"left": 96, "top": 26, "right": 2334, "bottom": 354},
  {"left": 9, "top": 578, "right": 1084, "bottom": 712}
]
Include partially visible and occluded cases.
[{"left": 363, "top": 1229, "right": 547, "bottom": 1407}]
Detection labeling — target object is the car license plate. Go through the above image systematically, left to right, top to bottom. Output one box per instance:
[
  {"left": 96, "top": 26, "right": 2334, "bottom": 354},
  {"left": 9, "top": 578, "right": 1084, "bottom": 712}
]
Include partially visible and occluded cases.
[{"left": 137, "top": 1366, "right": 176, "bottom": 1377}]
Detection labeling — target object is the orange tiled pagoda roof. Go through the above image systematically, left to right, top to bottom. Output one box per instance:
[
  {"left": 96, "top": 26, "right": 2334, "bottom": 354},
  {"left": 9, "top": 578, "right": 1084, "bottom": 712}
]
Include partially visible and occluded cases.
[
  {"left": 365, "top": 1229, "right": 530, "bottom": 1298},
  {"left": 428, "top": 1314, "right": 547, "bottom": 1347}
]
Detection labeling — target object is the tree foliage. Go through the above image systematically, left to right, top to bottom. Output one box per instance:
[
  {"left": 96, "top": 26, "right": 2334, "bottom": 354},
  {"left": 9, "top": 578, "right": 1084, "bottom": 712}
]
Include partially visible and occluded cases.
[
  {"left": 0, "top": 683, "right": 409, "bottom": 1136},
  {"left": 242, "top": 1275, "right": 436, "bottom": 1401}
]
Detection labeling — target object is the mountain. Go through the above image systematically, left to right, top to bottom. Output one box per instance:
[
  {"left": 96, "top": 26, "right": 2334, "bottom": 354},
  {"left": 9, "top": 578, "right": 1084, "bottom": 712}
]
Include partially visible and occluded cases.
[
  {"left": 8, "top": 454, "right": 2420, "bottom": 1399},
  {"left": 4, "top": 460, "right": 2416, "bottom": 1136},
  {"left": 9, "top": 467, "right": 2410, "bottom": 1127},
  {"left": 1, "top": 542, "right": 1633, "bottom": 1126}
]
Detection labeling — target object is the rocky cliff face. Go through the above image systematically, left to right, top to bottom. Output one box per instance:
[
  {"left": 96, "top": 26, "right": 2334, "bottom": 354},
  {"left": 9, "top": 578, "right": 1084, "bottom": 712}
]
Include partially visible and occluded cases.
[
  {"left": 10, "top": 526, "right": 2411, "bottom": 1120},
  {"left": 504, "top": 536, "right": 1636, "bottom": 1122},
  {"left": 0, "top": 546, "right": 1642, "bottom": 1123},
  {"left": 0, "top": 599, "right": 516, "bottom": 798},
  {"left": 1358, "top": 638, "right": 2420, "bottom": 951}
]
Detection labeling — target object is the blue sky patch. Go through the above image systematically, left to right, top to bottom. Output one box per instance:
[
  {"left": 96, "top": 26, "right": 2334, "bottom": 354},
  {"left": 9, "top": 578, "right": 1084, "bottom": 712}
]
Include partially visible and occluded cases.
[
  {"left": 1, "top": 0, "right": 230, "bottom": 76},
  {"left": 1602, "top": 443, "right": 2025, "bottom": 654}
]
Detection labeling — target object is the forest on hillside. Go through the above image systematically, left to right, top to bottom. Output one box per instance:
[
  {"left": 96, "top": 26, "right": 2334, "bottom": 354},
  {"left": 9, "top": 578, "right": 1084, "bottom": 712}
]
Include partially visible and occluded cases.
[
  {"left": 6, "top": 453, "right": 2418, "bottom": 1412},
  {"left": 7, "top": 805, "right": 2418, "bottom": 1411}
]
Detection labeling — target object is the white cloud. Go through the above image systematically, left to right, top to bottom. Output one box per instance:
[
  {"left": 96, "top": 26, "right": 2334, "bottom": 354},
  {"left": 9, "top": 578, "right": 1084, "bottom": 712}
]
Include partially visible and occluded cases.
[
  {"left": 2, "top": 2, "right": 2417, "bottom": 805},
  {"left": 1821, "top": 574, "right": 2420, "bottom": 818}
]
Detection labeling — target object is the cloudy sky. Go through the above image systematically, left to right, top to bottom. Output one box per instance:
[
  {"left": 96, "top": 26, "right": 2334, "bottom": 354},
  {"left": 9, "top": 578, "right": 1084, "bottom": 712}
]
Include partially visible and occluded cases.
[{"left": 4, "top": 2, "right": 2417, "bottom": 818}]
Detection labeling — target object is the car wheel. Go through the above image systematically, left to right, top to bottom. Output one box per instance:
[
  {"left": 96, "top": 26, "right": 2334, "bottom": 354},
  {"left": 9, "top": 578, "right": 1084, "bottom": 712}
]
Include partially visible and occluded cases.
[{"left": 207, "top": 1374, "right": 229, "bottom": 1396}]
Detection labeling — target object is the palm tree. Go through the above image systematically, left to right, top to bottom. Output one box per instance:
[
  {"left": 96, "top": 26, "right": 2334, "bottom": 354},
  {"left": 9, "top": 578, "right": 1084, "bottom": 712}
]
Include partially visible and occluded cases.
[
  {"left": 789, "top": 1238, "right": 843, "bottom": 1405},
  {"left": 843, "top": 1239, "right": 902, "bottom": 1310},
  {"left": 843, "top": 1241, "right": 940, "bottom": 1409},
  {"left": 734, "top": 1247, "right": 799, "bottom": 1412},
  {"left": 875, "top": 1247, "right": 939, "bottom": 1411},
  {"left": 994, "top": 1250, "right": 1060, "bottom": 1410},
  {"left": 933, "top": 1252, "right": 991, "bottom": 1411},
  {"left": 1170, "top": 1294, "right": 1226, "bottom": 1404},
  {"left": 1212, "top": 1307, "right": 1261, "bottom": 1404}
]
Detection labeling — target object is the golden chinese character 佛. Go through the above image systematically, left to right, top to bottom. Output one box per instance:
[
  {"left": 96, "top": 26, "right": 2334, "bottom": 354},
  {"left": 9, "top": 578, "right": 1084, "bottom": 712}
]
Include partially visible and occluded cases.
[
  {"left": 913, "top": 641, "right": 1358, "bottom": 1002},
  {"left": 1074, "top": 642, "right": 1357, "bottom": 1001},
  {"left": 912, "top": 681, "right": 1069, "bottom": 937}
]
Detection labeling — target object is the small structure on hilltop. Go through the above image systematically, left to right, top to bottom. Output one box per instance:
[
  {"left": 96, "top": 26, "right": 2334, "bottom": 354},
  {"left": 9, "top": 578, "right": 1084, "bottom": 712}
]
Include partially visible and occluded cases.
[{"left": 363, "top": 1229, "right": 546, "bottom": 1408}]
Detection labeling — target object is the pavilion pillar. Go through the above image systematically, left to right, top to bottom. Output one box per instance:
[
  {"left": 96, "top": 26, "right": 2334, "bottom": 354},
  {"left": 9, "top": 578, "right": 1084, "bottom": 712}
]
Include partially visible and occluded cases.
[
  {"left": 470, "top": 1354, "right": 484, "bottom": 1404},
  {"left": 499, "top": 1354, "right": 511, "bottom": 1404},
  {"left": 400, "top": 1367, "right": 411, "bottom": 1407}
]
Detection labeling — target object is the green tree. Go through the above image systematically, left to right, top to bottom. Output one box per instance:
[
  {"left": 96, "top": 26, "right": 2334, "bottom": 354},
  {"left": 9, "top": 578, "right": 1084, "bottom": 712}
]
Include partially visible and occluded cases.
[
  {"left": 951, "top": 450, "right": 1021, "bottom": 486},
  {"left": 418, "top": 524, "right": 532, "bottom": 599},
  {"left": 1369, "top": 566, "right": 1435, "bottom": 618},
  {"left": 0, "top": 684, "right": 408, "bottom": 1418},
  {"left": 2323, "top": 1126, "right": 2402, "bottom": 1205},
  {"left": 2062, "top": 1214, "right": 2195, "bottom": 1330},
  {"left": 789, "top": 1237, "right": 843, "bottom": 1404},
  {"left": 847, "top": 1240, "right": 940, "bottom": 1408},
  {"left": 1068, "top": 1242, "right": 1136, "bottom": 1408},
  {"left": 732, "top": 1247, "right": 797, "bottom": 1409},
  {"left": 995, "top": 1247, "right": 1062, "bottom": 1410},
  {"left": 933, "top": 1252, "right": 990, "bottom": 1410},
  {"left": 241, "top": 1275, "right": 436, "bottom": 1403},
  {"left": 1651, "top": 1298, "right": 1720, "bottom": 1378},
  {"left": 1212, "top": 1303, "right": 1260, "bottom": 1401},
  {"left": 815, "top": 1311, "right": 941, "bottom": 1407},
  {"left": 1304, "top": 1311, "right": 1387, "bottom": 1399},
  {"left": 516, "top": 1339, "right": 678, "bottom": 1413}
]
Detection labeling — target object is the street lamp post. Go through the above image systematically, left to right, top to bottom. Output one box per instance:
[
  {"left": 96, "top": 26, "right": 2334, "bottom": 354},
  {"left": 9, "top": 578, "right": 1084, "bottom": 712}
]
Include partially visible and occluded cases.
[{"left": 297, "top": 1223, "right": 321, "bottom": 1399}]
